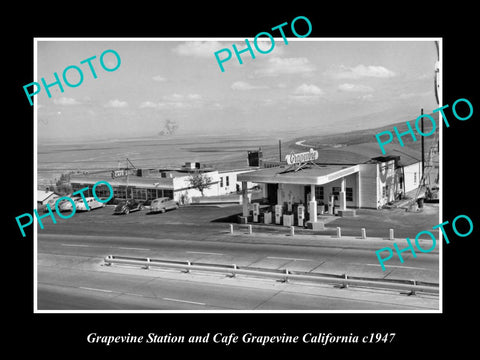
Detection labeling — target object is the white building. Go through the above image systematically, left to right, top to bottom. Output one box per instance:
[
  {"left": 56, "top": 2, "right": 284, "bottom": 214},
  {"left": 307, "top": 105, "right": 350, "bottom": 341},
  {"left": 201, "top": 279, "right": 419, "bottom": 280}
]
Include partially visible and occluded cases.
[
  {"left": 237, "top": 151, "right": 423, "bottom": 227},
  {"left": 69, "top": 162, "right": 257, "bottom": 205},
  {"left": 37, "top": 190, "right": 61, "bottom": 207}
]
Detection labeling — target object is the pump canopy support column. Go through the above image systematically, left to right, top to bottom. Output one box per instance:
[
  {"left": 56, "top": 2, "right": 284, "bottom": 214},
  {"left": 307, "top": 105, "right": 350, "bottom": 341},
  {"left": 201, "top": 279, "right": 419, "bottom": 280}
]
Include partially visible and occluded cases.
[
  {"left": 339, "top": 177, "right": 347, "bottom": 211},
  {"left": 242, "top": 181, "right": 249, "bottom": 217},
  {"left": 306, "top": 184, "right": 324, "bottom": 230},
  {"left": 309, "top": 184, "right": 317, "bottom": 222}
]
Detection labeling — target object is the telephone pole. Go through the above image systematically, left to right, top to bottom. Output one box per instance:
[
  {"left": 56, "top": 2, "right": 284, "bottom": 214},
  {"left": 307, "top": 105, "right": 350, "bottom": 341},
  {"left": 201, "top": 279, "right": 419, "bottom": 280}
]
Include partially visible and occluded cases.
[{"left": 421, "top": 109, "right": 425, "bottom": 185}]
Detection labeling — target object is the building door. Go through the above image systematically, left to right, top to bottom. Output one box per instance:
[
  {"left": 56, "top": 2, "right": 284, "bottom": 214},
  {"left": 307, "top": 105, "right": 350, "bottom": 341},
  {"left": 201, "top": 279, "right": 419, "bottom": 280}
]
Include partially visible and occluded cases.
[{"left": 267, "top": 183, "right": 278, "bottom": 204}]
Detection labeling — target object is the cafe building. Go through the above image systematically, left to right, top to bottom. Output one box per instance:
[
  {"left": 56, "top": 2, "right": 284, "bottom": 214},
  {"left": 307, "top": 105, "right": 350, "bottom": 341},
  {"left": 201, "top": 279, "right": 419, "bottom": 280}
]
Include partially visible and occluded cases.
[{"left": 69, "top": 162, "right": 256, "bottom": 205}]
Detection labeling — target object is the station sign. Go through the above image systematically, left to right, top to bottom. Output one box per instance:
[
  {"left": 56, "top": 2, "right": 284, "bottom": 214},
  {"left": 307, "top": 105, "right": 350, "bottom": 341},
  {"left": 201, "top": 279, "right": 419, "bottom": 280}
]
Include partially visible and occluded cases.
[
  {"left": 285, "top": 148, "right": 319, "bottom": 165},
  {"left": 111, "top": 169, "right": 129, "bottom": 178}
]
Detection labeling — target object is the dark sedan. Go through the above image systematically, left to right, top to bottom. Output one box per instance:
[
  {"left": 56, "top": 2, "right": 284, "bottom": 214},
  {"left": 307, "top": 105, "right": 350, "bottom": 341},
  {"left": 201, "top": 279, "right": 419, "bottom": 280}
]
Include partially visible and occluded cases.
[{"left": 113, "top": 199, "right": 144, "bottom": 215}]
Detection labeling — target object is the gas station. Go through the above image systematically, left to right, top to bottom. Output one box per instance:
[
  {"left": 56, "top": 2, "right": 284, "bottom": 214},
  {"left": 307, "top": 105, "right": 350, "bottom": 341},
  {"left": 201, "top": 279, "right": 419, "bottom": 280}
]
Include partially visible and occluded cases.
[{"left": 237, "top": 149, "right": 362, "bottom": 229}]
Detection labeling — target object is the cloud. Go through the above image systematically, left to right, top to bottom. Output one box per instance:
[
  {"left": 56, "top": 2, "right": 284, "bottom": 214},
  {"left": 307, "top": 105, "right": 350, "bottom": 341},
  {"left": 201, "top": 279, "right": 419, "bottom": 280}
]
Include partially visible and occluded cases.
[
  {"left": 172, "top": 41, "right": 223, "bottom": 58},
  {"left": 254, "top": 57, "right": 315, "bottom": 77},
  {"left": 329, "top": 64, "right": 396, "bottom": 79},
  {"left": 152, "top": 75, "right": 166, "bottom": 82},
  {"left": 231, "top": 81, "right": 267, "bottom": 90},
  {"left": 289, "top": 83, "right": 325, "bottom": 103},
  {"left": 294, "top": 83, "right": 324, "bottom": 96},
  {"left": 338, "top": 83, "right": 374, "bottom": 92},
  {"left": 398, "top": 91, "right": 432, "bottom": 99},
  {"left": 139, "top": 93, "right": 203, "bottom": 110},
  {"left": 163, "top": 93, "right": 202, "bottom": 101},
  {"left": 187, "top": 94, "right": 202, "bottom": 100},
  {"left": 360, "top": 94, "right": 374, "bottom": 100},
  {"left": 53, "top": 97, "right": 80, "bottom": 105},
  {"left": 104, "top": 99, "right": 128, "bottom": 108},
  {"left": 139, "top": 101, "right": 157, "bottom": 109}
]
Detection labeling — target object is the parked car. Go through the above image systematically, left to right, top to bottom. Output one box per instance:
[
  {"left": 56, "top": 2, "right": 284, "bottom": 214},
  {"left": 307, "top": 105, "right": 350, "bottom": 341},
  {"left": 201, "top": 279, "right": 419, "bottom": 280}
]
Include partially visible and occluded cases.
[
  {"left": 50, "top": 196, "right": 80, "bottom": 212},
  {"left": 76, "top": 197, "right": 105, "bottom": 211},
  {"left": 150, "top": 197, "right": 179, "bottom": 213},
  {"left": 113, "top": 199, "right": 144, "bottom": 215}
]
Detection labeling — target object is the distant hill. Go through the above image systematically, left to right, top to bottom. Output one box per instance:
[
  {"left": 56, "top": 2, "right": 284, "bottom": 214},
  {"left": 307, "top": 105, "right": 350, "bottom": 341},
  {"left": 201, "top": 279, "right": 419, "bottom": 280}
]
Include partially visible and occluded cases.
[{"left": 260, "top": 112, "right": 440, "bottom": 166}]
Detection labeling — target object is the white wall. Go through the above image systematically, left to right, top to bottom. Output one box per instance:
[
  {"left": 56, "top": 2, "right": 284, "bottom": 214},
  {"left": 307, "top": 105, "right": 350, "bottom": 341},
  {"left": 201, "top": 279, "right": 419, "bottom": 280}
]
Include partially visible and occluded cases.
[
  {"left": 376, "top": 160, "right": 396, "bottom": 207},
  {"left": 403, "top": 162, "right": 422, "bottom": 193},
  {"left": 359, "top": 164, "right": 378, "bottom": 208},
  {"left": 219, "top": 169, "right": 258, "bottom": 195},
  {"left": 173, "top": 171, "right": 219, "bottom": 203},
  {"left": 217, "top": 172, "right": 237, "bottom": 195}
]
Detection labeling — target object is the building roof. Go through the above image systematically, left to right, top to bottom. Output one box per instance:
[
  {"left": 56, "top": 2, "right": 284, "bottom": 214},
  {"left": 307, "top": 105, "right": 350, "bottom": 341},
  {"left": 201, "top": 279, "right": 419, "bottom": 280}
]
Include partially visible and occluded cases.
[
  {"left": 275, "top": 142, "right": 422, "bottom": 167},
  {"left": 238, "top": 164, "right": 360, "bottom": 185},
  {"left": 70, "top": 167, "right": 221, "bottom": 190},
  {"left": 218, "top": 167, "right": 258, "bottom": 174},
  {"left": 70, "top": 174, "right": 175, "bottom": 189},
  {"left": 37, "top": 190, "right": 58, "bottom": 202}
]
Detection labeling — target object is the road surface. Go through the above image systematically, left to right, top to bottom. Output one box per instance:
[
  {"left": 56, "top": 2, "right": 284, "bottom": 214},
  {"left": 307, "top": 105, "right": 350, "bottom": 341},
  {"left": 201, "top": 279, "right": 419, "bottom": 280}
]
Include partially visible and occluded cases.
[{"left": 36, "top": 205, "right": 439, "bottom": 310}]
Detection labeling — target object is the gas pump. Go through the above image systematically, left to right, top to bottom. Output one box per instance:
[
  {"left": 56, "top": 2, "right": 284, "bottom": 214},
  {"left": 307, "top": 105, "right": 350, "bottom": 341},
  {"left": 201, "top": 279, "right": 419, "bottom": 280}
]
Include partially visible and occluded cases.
[
  {"left": 328, "top": 194, "right": 335, "bottom": 215},
  {"left": 252, "top": 202, "right": 260, "bottom": 222},
  {"left": 275, "top": 204, "right": 283, "bottom": 224},
  {"left": 297, "top": 204, "right": 305, "bottom": 227}
]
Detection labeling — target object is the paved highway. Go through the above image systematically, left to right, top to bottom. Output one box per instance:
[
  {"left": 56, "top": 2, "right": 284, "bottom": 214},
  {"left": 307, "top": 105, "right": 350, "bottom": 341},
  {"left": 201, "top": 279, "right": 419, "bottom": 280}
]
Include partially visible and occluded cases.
[
  {"left": 36, "top": 205, "right": 440, "bottom": 310},
  {"left": 39, "top": 231, "right": 439, "bottom": 282},
  {"left": 38, "top": 253, "right": 438, "bottom": 310}
]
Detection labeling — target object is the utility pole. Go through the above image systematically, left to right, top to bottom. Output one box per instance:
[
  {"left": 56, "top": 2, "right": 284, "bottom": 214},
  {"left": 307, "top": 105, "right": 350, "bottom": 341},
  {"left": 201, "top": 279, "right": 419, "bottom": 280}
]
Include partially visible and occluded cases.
[
  {"left": 421, "top": 109, "right": 425, "bottom": 185},
  {"left": 278, "top": 140, "right": 282, "bottom": 162},
  {"left": 126, "top": 158, "right": 130, "bottom": 199}
]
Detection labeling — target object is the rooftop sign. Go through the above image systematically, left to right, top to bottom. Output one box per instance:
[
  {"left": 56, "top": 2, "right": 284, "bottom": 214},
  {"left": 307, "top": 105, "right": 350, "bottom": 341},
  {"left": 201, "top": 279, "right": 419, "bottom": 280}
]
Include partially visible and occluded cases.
[
  {"left": 285, "top": 148, "right": 319, "bottom": 165},
  {"left": 111, "top": 169, "right": 129, "bottom": 178}
]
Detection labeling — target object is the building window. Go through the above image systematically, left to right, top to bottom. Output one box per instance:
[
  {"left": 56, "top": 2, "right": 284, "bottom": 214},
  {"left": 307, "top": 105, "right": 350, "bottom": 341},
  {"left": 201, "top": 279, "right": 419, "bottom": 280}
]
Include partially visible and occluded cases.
[
  {"left": 226, "top": 176, "right": 230, "bottom": 187},
  {"left": 220, "top": 177, "right": 223, "bottom": 187},
  {"left": 71, "top": 183, "right": 82, "bottom": 193},
  {"left": 72, "top": 183, "right": 92, "bottom": 196},
  {"left": 94, "top": 184, "right": 112, "bottom": 200},
  {"left": 114, "top": 186, "right": 126, "bottom": 199},
  {"left": 315, "top": 186, "right": 324, "bottom": 200},
  {"left": 131, "top": 187, "right": 147, "bottom": 200},
  {"left": 331, "top": 187, "right": 353, "bottom": 201},
  {"left": 332, "top": 187, "right": 340, "bottom": 200},
  {"left": 346, "top": 187, "right": 353, "bottom": 202},
  {"left": 147, "top": 188, "right": 157, "bottom": 200},
  {"left": 164, "top": 190, "right": 173, "bottom": 199}
]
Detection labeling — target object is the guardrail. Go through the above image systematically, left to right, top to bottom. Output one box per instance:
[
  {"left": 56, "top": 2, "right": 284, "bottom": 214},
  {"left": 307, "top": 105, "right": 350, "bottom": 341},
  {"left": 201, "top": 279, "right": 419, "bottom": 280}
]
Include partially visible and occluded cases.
[{"left": 104, "top": 255, "right": 439, "bottom": 295}]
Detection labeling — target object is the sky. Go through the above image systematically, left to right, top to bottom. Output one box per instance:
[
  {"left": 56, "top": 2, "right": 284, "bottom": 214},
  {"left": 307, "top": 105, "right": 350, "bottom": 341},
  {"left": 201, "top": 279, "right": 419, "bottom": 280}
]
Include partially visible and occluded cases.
[{"left": 35, "top": 39, "right": 440, "bottom": 143}]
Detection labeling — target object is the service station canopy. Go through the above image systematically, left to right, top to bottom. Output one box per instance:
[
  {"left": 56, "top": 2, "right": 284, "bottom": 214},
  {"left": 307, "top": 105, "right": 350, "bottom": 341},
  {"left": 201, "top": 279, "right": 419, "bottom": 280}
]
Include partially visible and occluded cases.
[{"left": 238, "top": 164, "right": 360, "bottom": 186}]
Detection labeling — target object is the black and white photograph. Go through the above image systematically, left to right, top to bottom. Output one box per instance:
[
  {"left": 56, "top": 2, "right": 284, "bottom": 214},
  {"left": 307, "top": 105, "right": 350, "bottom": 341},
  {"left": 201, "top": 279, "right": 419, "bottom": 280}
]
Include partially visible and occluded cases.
[
  {"left": 7, "top": 6, "right": 479, "bottom": 356},
  {"left": 34, "top": 38, "right": 441, "bottom": 312}
]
